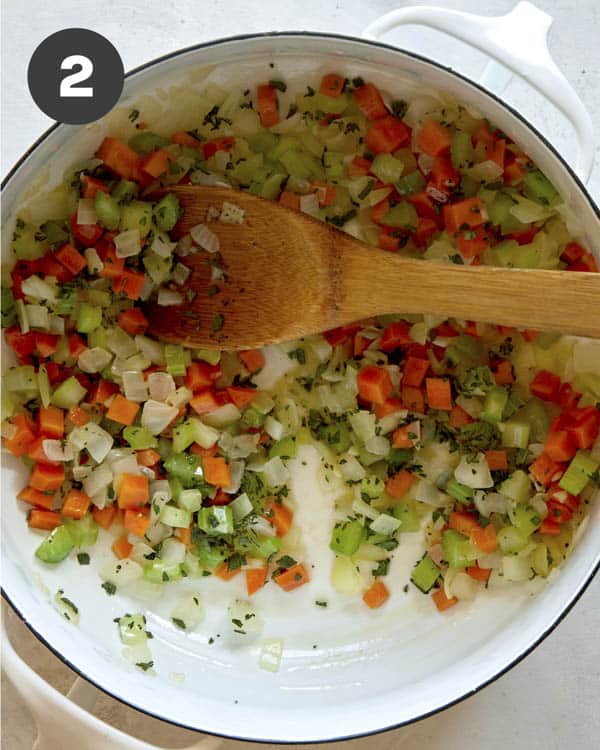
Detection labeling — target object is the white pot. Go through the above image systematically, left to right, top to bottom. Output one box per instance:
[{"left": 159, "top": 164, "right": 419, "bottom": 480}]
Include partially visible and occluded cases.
[{"left": 2, "top": 3, "right": 599, "bottom": 746}]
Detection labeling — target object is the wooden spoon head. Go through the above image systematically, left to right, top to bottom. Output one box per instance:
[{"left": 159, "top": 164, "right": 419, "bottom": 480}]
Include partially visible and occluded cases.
[{"left": 144, "top": 186, "right": 343, "bottom": 350}]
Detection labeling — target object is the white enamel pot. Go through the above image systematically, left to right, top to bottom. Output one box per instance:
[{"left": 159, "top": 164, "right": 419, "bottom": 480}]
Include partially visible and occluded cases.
[{"left": 2, "top": 3, "right": 599, "bottom": 747}]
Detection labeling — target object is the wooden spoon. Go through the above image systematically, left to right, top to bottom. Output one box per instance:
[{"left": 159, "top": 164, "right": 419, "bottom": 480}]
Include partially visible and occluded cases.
[{"left": 145, "top": 185, "right": 600, "bottom": 350}]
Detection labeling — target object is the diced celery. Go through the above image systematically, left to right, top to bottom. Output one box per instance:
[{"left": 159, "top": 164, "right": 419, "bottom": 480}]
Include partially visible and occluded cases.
[
  {"left": 314, "top": 92, "right": 349, "bottom": 115},
  {"left": 248, "top": 130, "right": 279, "bottom": 154},
  {"left": 451, "top": 130, "right": 474, "bottom": 169},
  {"left": 129, "top": 132, "right": 170, "bottom": 154},
  {"left": 270, "top": 135, "right": 301, "bottom": 161},
  {"left": 279, "top": 150, "right": 312, "bottom": 180},
  {"left": 323, "top": 150, "right": 345, "bottom": 180},
  {"left": 371, "top": 154, "right": 404, "bottom": 184},
  {"left": 524, "top": 169, "right": 557, "bottom": 205},
  {"left": 395, "top": 171, "right": 426, "bottom": 196},
  {"left": 251, "top": 172, "right": 285, "bottom": 200},
  {"left": 460, "top": 174, "right": 480, "bottom": 198},
  {"left": 112, "top": 179, "right": 139, "bottom": 204},
  {"left": 95, "top": 191, "right": 121, "bottom": 230},
  {"left": 487, "top": 192, "right": 523, "bottom": 234},
  {"left": 153, "top": 193, "right": 181, "bottom": 232},
  {"left": 120, "top": 201, "right": 152, "bottom": 238},
  {"left": 382, "top": 201, "right": 418, "bottom": 229},
  {"left": 40, "top": 219, "right": 69, "bottom": 248},
  {"left": 11, "top": 223, "right": 46, "bottom": 260},
  {"left": 143, "top": 250, "right": 172, "bottom": 285},
  {"left": 1, "top": 286, "right": 16, "bottom": 328},
  {"left": 86, "top": 290, "right": 111, "bottom": 308},
  {"left": 76, "top": 303, "right": 102, "bottom": 333},
  {"left": 87, "top": 327, "right": 108, "bottom": 350},
  {"left": 165, "top": 344, "right": 186, "bottom": 377},
  {"left": 194, "top": 348, "right": 221, "bottom": 365},
  {"left": 6, "top": 365, "right": 37, "bottom": 392},
  {"left": 37, "top": 365, "right": 51, "bottom": 408},
  {"left": 51, "top": 376, "right": 86, "bottom": 409},
  {"left": 481, "top": 387, "right": 508, "bottom": 423},
  {"left": 516, "top": 398, "right": 550, "bottom": 443},
  {"left": 241, "top": 407, "right": 266, "bottom": 429},
  {"left": 172, "top": 419, "right": 196, "bottom": 453},
  {"left": 501, "top": 421, "right": 530, "bottom": 449},
  {"left": 317, "top": 422, "right": 352, "bottom": 454},
  {"left": 123, "top": 426, "right": 157, "bottom": 450},
  {"left": 269, "top": 436, "right": 297, "bottom": 460},
  {"left": 559, "top": 451, "right": 599, "bottom": 496},
  {"left": 164, "top": 452, "right": 201, "bottom": 486},
  {"left": 499, "top": 470, "right": 531, "bottom": 504},
  {"left": 360, "top": 475, "right": 384, "bottom": 499},
  {"left": 169, "top": 476, "right": 184, "bottom": 502},
  {"left": 445, "top": 478, "right": 474, "bottom": 503},
  {"left": 177, "top": 489, "right": 202, "bottom": 513},
  {"left": 230, "top": 492, "right": 253, "bottom": 522},
  {"left": 392, "top": 502, "right": 421, "bottom": 532},
  {"left": 160, "top": 504, "right": 192, "bottom": 528},
  {"left": 512, "top": 505, "right": 541, "bottom": 536},
  {"left": 197, "top": 506, "right": 234, "bottom": 536},
  {"left": 63, "top": 515, "right": 99, "bottom": 547},
  {"left": 329, "top": 519, "right": 365, "bottom": 556},
  {"left": 35, "top": 525, "right": 75, "bottom": 564},
  {"left": 497, "top": 525, "right": 529, "bottom": 553},
  {"left": 441, "top": 529, "right": 478, "bottom": 568},
  {"left": 253, "top": 535, "right": 282, "bottom": 560},
  {"left": 531, "top": 543, "right": 549, "bottom": 576},
  {"left": 410, "top": 554, "right": 440, "bottom": 592},
  {"left": 143, "top": 559, "right": 183, "bottom": 583}
]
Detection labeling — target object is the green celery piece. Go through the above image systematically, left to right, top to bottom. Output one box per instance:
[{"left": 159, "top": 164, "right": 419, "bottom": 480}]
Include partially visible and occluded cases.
[
  {"left": 314, "top": 92, "right": 349, "bottom": 115},
  {"left": 248, "top": 130, "right": 279, "bottom": 154},
  {"left": 451, "top": 130, "right": 474, "bottom": 169},
  {"left": 129, "top": 131, "right": 170, "bottom": 154},
  {"left": 270, "top": 135, "right": 302, "bottom": 161},
  {"left": 323, "top": 150, "right": 345, "bottom": 180},
  {"left": 371, "top": 154, "right": 404, "bottom": 184},
  {"left": 524, "top": 169, "right": 557, "bottom": 205},
  {"left": 395, "top": 170, "right": 426, "bottom": 196},
  {"left": 257, "top": 172, "right": 286, "bottom": 200},
  {"left": 460, "top": 174, "right": 480, "bottom": 198},
  {"left": 111, "top": 179, "right": 139, "bottom": 204},
  {"left": 95, "top": 191, "right": 121, "bottom": 230},
  {"left": 153, "top": 193, "right": 181, "bottom": 231},
  {"left": 120, "top": 200, "right": 152, "bottom": 237},
  {"left": 382, "top": 202, "right": 418, "bottom": 229},
  {"left": 40, "top": 219, "right": 69, "bottom": 248},
  {"left": 11, "top": 223, "right": 46, "bottom": 260},
  {"left": 1, "top": 287, "right": 16, "bottom": 328},
  {"left": 76, "top": 303, "right": 102, "bottom": 334},
  {"left": 165, "top": 344, "right": 186, "bottom": 377},
  {"left": 194, "top": 348, "right": 221, "bottom": 365},
  {"left": 51, "top": 376, "right": 87, "bottom": 409},
  {"left": 481, "top": 386, "right": 509, "bottom": 423},
  {"left": 516, "top": 398, "right": 550, "bottom": 443},
  {"left": 241, "top": 407, "right": 266, "bottom": 429},
  {"left": 172, "top": 419, "right": 196, "bottom": 453},
  {"left": 502, "top": 421, "right": 530, "bottom": 449},
  {"left": 316, "top": 422, "right": 352, "bottom": 454},
  {"left": 123, "top": 426, "right": 157, "bottom": 450},
  {"left": 269, "top": 436, "right": 297, "bottom": 460},
  {"left": 559, "top": 451, "right": 599, "bottom": 496},
  {"left": 164, "top": 452, "right": 201, "bottom": 486},
  {"left": 499, "top": 470, "right": 531, "bottom": 504},
  {"left": 360, "top": 475, "right": 384, "bottom": 499},
  {"left": 168, "top": 476, "right": 184, "bottom": 502},
  {"left": 445, "top": 478, "right": 474, "bottom": 503},
  {"left": 392, "top": 502, "right": 421, "bottom": 532},
  {"left": 159, "top": 504, "right": 192, "bottom": 528},
  {"left": 197, "top": 506, "right": 234, "bottom": 536},
  {"left": 512, "top": 506, "right": 542, "bottom": 536},
  {"left": 63, "top": 516, "right": 99, "bottom": 547},
  {"left": 330, "top": 519, "right": 366, "bottom": 556},
  {"left": 35, "top": 525, "right": 75, "bottom": 564},
  {"left": 497, "top": 525, "right": 529, "bottom": 553},
  {"left": 441, "top": 529, "right": 478, "bottom": 568},
  {"left": 254, "top": 535, "right": 282, "bottom": 560},
  {"left": 195, "top": 538, "right": 227, "bottom": 569},
  {"left": 410, "top": 554, "right": 440, "bottom": 592},
  {"left": 143, "top": 560, "right": 183, "bottom": 583}
]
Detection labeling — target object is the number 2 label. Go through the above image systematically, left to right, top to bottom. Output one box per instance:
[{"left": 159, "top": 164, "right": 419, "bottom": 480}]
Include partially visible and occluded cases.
[{"left": 60, "top": 54, "right": 94, "bottom": 98}]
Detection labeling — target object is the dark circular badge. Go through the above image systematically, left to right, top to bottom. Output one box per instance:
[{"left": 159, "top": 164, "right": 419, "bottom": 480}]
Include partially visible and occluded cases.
[{"left": 28, "top": 28, "right": 124, "bottom": 125}]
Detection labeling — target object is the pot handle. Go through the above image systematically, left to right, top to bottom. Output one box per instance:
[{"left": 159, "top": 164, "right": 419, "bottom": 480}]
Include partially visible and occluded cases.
[
  {"left": 362, "top": 1, "right": 594, "bottom": 183},
  {"left": 1, "top": 617, "right": 221, "bottom": 750}
]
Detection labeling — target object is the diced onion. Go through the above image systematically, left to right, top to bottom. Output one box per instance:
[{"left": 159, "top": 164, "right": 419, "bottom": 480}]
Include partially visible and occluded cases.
[
  {"left": 299, "top": 193, "right": 319, "bottom": 217},
  {"left": 510, "top": 197, "right": 549, "bottom": 224},
  {"left": 77, "top": 198, "right": 97, "bottom": 225},
  {"left": 220, "top": 201, "right": 245, "bottom": 225},
  {"left": 190, "top": 223, "right": 220, "bottom": 253},
  {"left": 114, "top": 229, "right": 141, "bottom": 257},
  {"left": 151, "top": 234, "right": 176, "bottom": 258},
  {"left": 175, "top": 234, "right": 193, "bottom": 256},
  {"left": 84, "top": 247, "right": 104, "bottom": 274},
  {"left": 172, "top": 263, "right": 191, "bottom": 286},
  {"left": 210, "top": 265, "right": 225, "bottom": 283},
  {"left": 20, "top": 275, "right": 56, "bottom": 303},
  {"left": 157, "top": 287, "right": 183, "bottom": 306},
  {"left": 26, "top": 305, "right": 49, "bottom": 330},
  {"left": 48, "top": 315, "right": 65, "bottom": 335},
  {"left": 107, "top": 328, "right": 137, "bottom": 358},
  {"left": 308, "top": 335, "right": 333, "bottom": 363},
  {"left": 135, "top": 336, "right": 165, "bottom": 365},
  {"left": 78, "top": 347, "right": 112, "bottom": 374},
  {"left": 122, "top": 371, "right": 149, "bottom": 402},
  {"left": 148, "top": 372, "right": 175, "bottom": 401},
  {"left": 166, "top": 386, "right": 193, "bottom": 408},
  {"left": 455, "top": 395, "right": 483, "bottom": 418},
  {"left": 141, "top": 400, "right": 179, "bottom": 435},
  {"left": 202, "top": 403, "right": 241, "bottom": 427},
  {"left": 349, "top": 410, "right": 376, "bottom": 443},
  {"left": 378, "top": 410, "right": 407, "bottom": 434},
  {"left": 264, "top": 416, "right": 284, "bottom": 441},
  {"left": 68, "top": 423, "right": 113, "bottom": 463},
  {"left": 218, "top": 432, "right": 259, "bottom": 458},
  {"left": 365, "top": 435, "right": 390, "bottom": 456},
  {"left": 42, "top": 439, "right": 73, "bottom": 462},
  {"left": 454, "top": 453, "right": 494, "bottom": 489},
  {"left": 339, "top": 454, "right": 366, "bottom": 482},
  {"left": 260, "top": 456, "right": 289, "bottom": 487},
  {"left": 223, "top": 459, "right": 245, "bottom": 494},
  {"left": 83, "top": 465, "right": 112, "bottom": 497},
  {"left": 415, "top": 479, "right": 446, "bottom": 507},
  {"left": 474, "top": 490, "right": 509, "bottom": 517},
  {"left": 230, "top": 492, "right": 253, "bottom": 521},
  {"left": 370, "top": 513, "right": 400, "bottom": 535},
  {"left": 145, "top": 521, "right": 172, "bottom": 546},
  {"left": 160, "top": 538, "right": 187, "bottom": 565},
  {"left": 477, "top": 551, "right": 503, "bottom": 570},
  {"left": 331, "top": 555, "right": 363, "bottom": 595},
  {"left": 502, "top": 555, "right": 532, "bottom": 582},
  {"left": 100, "top": 558, "right": 143, "bottom": 587},
  {"left": 445, "top": 570, "right": 478, "bottom": 601},
  {"left": 171, "top": 594, "right": 204, "bottom": 631},
  {"left": 259, "top": 638, "right": 284, "bottom": 673}
]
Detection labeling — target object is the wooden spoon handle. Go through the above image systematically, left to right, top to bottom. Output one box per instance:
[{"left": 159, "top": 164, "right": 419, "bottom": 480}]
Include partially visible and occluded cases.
[{"left": 335, "top": 240, "right": 600, "bottom": 338}]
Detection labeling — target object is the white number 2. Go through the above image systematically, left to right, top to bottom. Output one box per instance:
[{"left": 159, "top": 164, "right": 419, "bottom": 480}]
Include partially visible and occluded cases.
[{"left": 59, "top": 55, "right": 94, "bottom": 98}]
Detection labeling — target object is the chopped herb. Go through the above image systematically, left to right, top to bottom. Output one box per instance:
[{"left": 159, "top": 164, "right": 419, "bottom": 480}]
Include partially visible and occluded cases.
[
  {"left": 269, "top": 79, "right": 287, "bottom": 92},
  {"left": 391, "top": 100, "right": 408, "bottom": 119},
  {"left": 128, "top": 109, "right": 140, "bottom": 123},
  {"left": 208, "top": 285, "right": 219, "bottom": 297},
  {"left": 212, "top": 313, "right": 224, "bottom": 332},
  {"left": 288, "top": 347, "right": 306, "bottom": 364},
  {"left": 77, "top": 553, "right": 90, "bottom": 565},
  {"left": 276, "top": 555, "right": 297, "bottom": 569},
  {"left": 373, "top": 558, "right": 390, "bottom": 577},
  {"left": 101, "top": 581, "right": 116, "bottom": 596},
  {"left": 315, "top": 600, "right": 328, "bottom": 607},
  {"left": 172, "top": 617, "right": 187, "bottom": 630},
  {"left": 136, "top": 661, "right": 154, "bottom": 671}
]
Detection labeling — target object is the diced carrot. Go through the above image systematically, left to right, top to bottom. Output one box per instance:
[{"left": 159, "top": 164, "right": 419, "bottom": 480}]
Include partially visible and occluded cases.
[
  {"left": 320, "top": 73, "right": 345, "bottom": 97},
  {"left": 352, "top": 83, "right": 388, "bottom": 120},
  {"left": 257, "top": 84, "right": 279, "bottom": 128},
  {"left": 365, "top": 116, "right": 410, "bottom": 154},
  {"left": 417, "top": 119, "right": 453, "bottom": 157},
  {"left": 171, "top": 131, "right": 203, "bottom": 149},
  {"left": 202, "top": 136, "right": 234, "bottom": 160},
  {"left": 96, "top": 137, "right": 141, "bottom": 181},
  {"left": 484, "top": 138, "right": 506, "bottom": 168},
  {"left": 141, "top": 148, "right": 176, "bottom": 178},
  {"left": 347, "top": 155, "right": 372, "bottom": 177},
  {"left": 504, "top": 160, "right": 527, "bottom": 184},
  {"left": 81, "top": 175, "right": 110, "bottom": 199},
  {"left": 311, "top": 181, "right": 336, "bottom": 207},
  {"left": 278, "top": 191, "right": 301, "bottom": 210},
  {"left": 443, "top": 198, "right": 487, "bottom": 234},
  {"left": 455, "top": 225, "right": 490, "bottom": 258},
  {"left": 55, "top": 242, "right": 87, "bottom": 275},
  {"left": 97, "top": 245, "right": 125, "bottom": 279},
  {"left": 112, "top": 270, "right": 145, "bottom": 300},
  {"left": 117, "top": 307, "right": 149, "bottom": 336},
  {"left": 380, "top": 321, "right": 412, "bottom": 351},
  {"left": 521, "top": 329, "right": 540, "bottom": 343},
  {"left": 35, "top": 332, "right": 59, "bottom": 358},
  {"left": 68, "top": 333, "right": 87, "bottom": 358},
  {"left": 239, "top": 349, "right": 265, "bottom": 373},
  {"left": 402, "top": 356, "right": 430, "bottom": 387},
  {"left": 493, "top": 360, "right": 514, "bottom": 386},
  {"left": 185, "top": 361, "right": 221, "bottom": 392},
  {"left": 357, "top": 365, "right": 393, "bottom": 405},
  {"left": 529, "top": 370, "right": 561, "bottom": 401},
  {"left": 88, "top": 378, "right": 120, "bottom": 406},
  {"left": 426, "top": 378, "right": 452, "bottom": 411},
  {"left": 226, "top": 386, "right": 258, "bottom": 409},
  {"left": 401, "top": 386, "right": 425, "bottom": 413},
  {"left": 190, "top": 389, "right": 222, "bottom": 415},
  {"left": 106, "top": 394, "right": 140, "bottom": 426},
  {"left": 375, "top": 398, "right": 405, "bottom": 419},
  {"left": 37, "top": 405, "right": 65, "bottom": 438},
  {"left": 449, "top": 405, "right": 473, "bottom": 428},
  {"left": 68, "top": 406, "right": 90, "bottom": 427},
  {"left": 3, "top": 413, "right": 37, "bottom": 456},
  {"left": 392, "top": 425, "right": 417, "bottom": 449},
  {"left": 544, "top": 430, "right": 578, "bottom": 462},
  {"left": 27, "top": 436, "right": 58, "bottom": 465},
  {"left": 190, "top": 442, "right": 218, "bottom": 458},
  {"left": 136, "top": 449, "right": 161, "bottom": 467},
  {"left": 485, "top": 450, "right": 508, "bottom": 471},
  {"left": 529, "top": 452, "right": 563, "bottom": 487},
  {"left": 202, "top": 456, "right": 232, "bottom": 488},
  {"left": 29, "top": 463, "right": 65, "bottom": 492},
  {"left": 385, "top": 469, "right": 415, "bottom": 499},
  {"left": 117, "top": 473, "right": 149, "bottom": 509},
  {"left": 17, "top": 486, "right": 55, "bottom": 511},
  {"left": 61, "top": 490, "right": 91, "bottom": 519},
  {"left": 267, "top": 502, "right": 293, "bottom": 537},
  {"left": 93, "top": 505, "right": 117, "bottom": 529},
  {"left": 123, "top": 508, "right": 151, "bottom": 537},
  {"left": 28, "top": 509, "right": 61, "bottom": 530},
  {"left": 449, "top": 511, "right": 479, "bottom": 537},
  {"left": 539, "top": 518, "right": 561, "bottom": 536},
  {"left": 470, "top": 524, "right": 498, "bottom": 553},
  {"left": 175, "top": 526, "right": 192, "bottom": 547},
  {"left": 112, "top": 534, "right": 133, "bottom": 560},
  {"left": 215, "top": 561, "right": 241, "bottom": 581},
  {"left": 274, "top": 563, "right": 309, "bottom": 592},
  {"left": 466, "top": 564, "right": 491, "bottom": 582},
  {"left": 246, "top": 566, "right": 268, "bottom": 596},
  {"left": 363, "top": 580, "right": 390, "bottom": 609},
  {"left": 432, "top": 588, "right": 458, "bottom": 611}
]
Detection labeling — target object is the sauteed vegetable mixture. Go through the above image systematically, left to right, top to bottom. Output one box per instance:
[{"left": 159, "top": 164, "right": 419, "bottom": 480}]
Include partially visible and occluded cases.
[{"left": 3, "top": 73, "right": 599, "bottom": 619}]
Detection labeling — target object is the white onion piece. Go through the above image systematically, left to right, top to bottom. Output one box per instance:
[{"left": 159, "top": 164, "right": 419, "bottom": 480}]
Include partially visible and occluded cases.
[
  {"left": 418, "top": 153, "right": 435, "bottom": 175},
  {"left": 467, "top": 160, "right": 504, "bottom": 183},
  {"left": 189, "top": 170, "right": 231, "bottom": 188},
  {"left": 300, "top": 193, "right": 319, "bottom": 217},
  {"left": 77, "top": 198, "right": 97, "bottom": 225},
  {"left": 220, "top": 201, "right": 245, "bottom": 225},
  {"left": 190, "top": 223, "right": 220, "bottom": 253},
  {"left": 114, "top": 229, "right": 141, "bottom": 258},
  {"left": 151, "top": 234, "right": 176, "bottom": 258},
  {"left": 175, "top": 234, "right": 193, "bottom": 257},
  {"left": 84, "top": 247, "right": 104, "bottom": 274},
  {"left": 172, "top": 263, "right": 191, "bottom": 286},
  {"left": 210, "top": 265, "right": 225, "bottom": 283},
  {"left": 20, "top": 275, "right": 56, "bottom": 303},
  {"left": 157, "top": 287, "right": 183, "bottom": 306},
  {"left": 26, "top": 305, "right": 49, "bottom": 330},
  {"left": 48, "top": 315, "right": 65, "bottom": 335},
  {"left": 107, "top": 328, "right": 137, "bottom": 358},
  {"left": 308, "top": 335, "right": 333, "bottom": 363},
  {"left": 135, "top": 336, "right": 165, "bottom": 365},
  {"left": 78, "top": 347, "right": 112, "bottom": 374},
  {"left": 122, "top": 371, "right": 149, "bottom": 402},
  {"left": 148, "top": 372, "right": 175, "bottom": 401},
  {"left": 166, "top": 386, "right": 193, "bottom": 408},
  {"left": 455, "top": 395, "right": 483, "bottom": 418},
  {"left": 141, "top": 400, "right": 179, "bottom": 435},
  {"left": 202, "top": 403, "right": 241, "bottom": 427},
  {"left": 349, "top": 410, "right": 376, "bottom": 443},
  {"left": 378, "top": 410, "right": 407, "bottom": 435},
  {"left": 264, "top": 415, "right": 284, "bottom": 441},
  {"left": 191, "top": 418, "right": 219, "bottom": 450},
  {"left": 68, "top": 423, "right": 113, "bottom": 463},
  {"left": 219, "top": 432, "right": 259, "bottom": 459},
  {"left": 365, "top": 435, "right": 390, "bottom": 456},
  {"left": 42, "top": 439, "right": 74, "bottom": 462},
  {"left": 454, "top": 453, "right": 493, "bottom": 489},
  {"left": 339, "top": 454, "right": 366, "bottom": 482},
  {"left": 111, "top": 455, "right": 140, "bottom": 478},
  {"left": 260, "top": 456, "right": 289, "bottom": 487},
  {"left": 223, "top": 460, "right": 245, "bottom": 494},
  {"left": 83, "top": 465, "right": 112, "bottom": 497},
  {"left": 150, "top": 479, "right": 171, "bottom": 499},
  {"left": 416, "top": 479, "right": 445, "bottom": 506},
  {"left": 90, "top": 488, "right": 108, "bottom": 509},
  {"left": 474, "top": 490, "right": 509, "bottom": 517},
  {"left": 370, "top": 513, "right": 400, "bottom": 535},
  {"left": 145, "top": 521, "right": 172, "bottom": 546},
  {"left": 160, "top": 538, "right": 187, "bottom": 565},
  {"left": 130, "top": 541, "right": 156, "bottom": 565},
  {"left": 477, "top": 551, "right": 502, "bottom": 570},
  {"left": 502, "top": 555, "right": 531, "bottom": 582},
  {"left": 100, "top": 559, "right": 143, "bottom": 587},
  {"left": 445, "top": 570, "right": 478, "bottom": 601},
  {"left": 171, "top": 595, "right": 205, "bottom": 631}
]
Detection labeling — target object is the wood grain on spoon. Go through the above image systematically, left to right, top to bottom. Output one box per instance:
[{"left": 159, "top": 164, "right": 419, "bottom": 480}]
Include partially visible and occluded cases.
[{"left": 144, "top": 185, "right": 600, "bottom": 350}]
